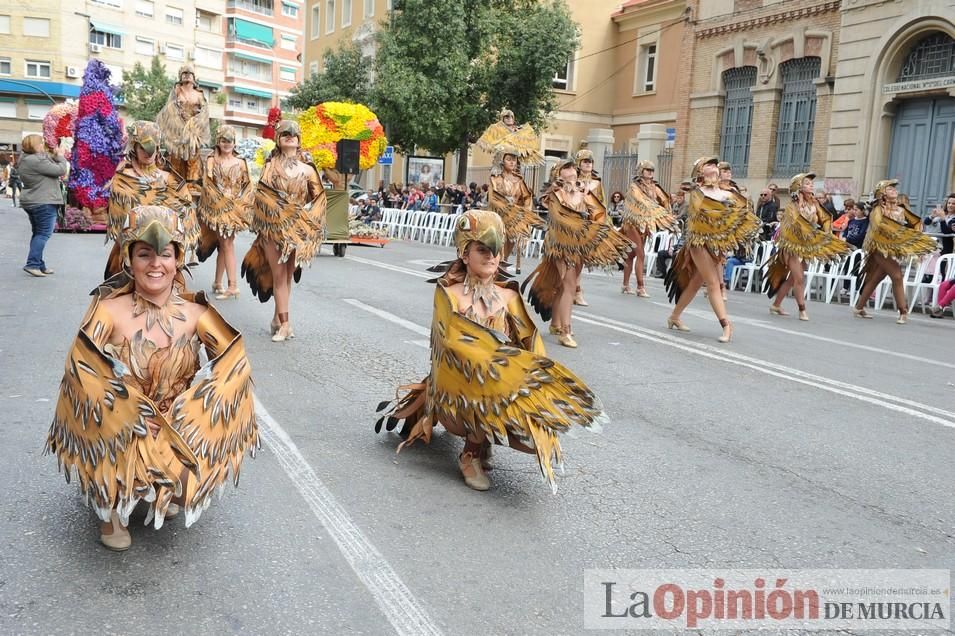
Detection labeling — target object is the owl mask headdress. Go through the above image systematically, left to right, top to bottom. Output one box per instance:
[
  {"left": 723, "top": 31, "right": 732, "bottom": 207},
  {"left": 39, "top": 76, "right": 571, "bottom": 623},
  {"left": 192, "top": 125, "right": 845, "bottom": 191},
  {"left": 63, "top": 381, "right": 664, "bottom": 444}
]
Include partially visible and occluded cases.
[{"left": 454, "top": 210, "right": 505, "bottom": 258}]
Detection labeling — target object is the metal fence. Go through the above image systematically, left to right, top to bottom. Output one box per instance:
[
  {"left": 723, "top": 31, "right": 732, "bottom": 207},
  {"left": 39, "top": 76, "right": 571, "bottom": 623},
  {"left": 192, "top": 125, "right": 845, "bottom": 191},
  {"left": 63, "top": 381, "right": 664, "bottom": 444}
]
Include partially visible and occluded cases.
[
  {"left": 657, "top": 147, "right": 674, "bottom": 192},
  {"left": 602, "top": 152, "right": 640, "bottom": 199},
  {"left": 466, "top": 164, "right": 549, "bottom": 198}
]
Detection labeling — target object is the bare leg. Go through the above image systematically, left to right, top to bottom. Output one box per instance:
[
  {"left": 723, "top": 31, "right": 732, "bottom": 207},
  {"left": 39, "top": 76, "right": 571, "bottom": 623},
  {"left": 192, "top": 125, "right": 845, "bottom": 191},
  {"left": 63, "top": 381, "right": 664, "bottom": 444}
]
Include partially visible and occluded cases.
[
  {"left": 633, "top": 230, "right": 648, "bottom": 292},
  {"left": 220, "top": 235, "right": 238, "bottom": 291},
  {"left": 261, "top": 241, "right": 290, "bottom": 332},
  {"left": 214, "top": 243, "right": 226, "bottom": 290},
  {"left": 622, "top": 250, "right": 636, "bottom": 289},
  {"left": 670, "top": 270, "right": 704, "bottom": 322}
]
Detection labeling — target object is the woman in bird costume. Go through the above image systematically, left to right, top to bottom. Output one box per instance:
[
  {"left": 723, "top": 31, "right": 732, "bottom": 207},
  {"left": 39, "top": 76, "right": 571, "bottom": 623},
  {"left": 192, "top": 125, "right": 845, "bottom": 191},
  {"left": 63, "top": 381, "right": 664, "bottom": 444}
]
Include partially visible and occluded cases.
[
  {"left": 156, "top": 65, "right": 210, "bottom": 195},
  {"left": 479, "top": 109, "right": 544, "bottom": 274},
  {"left": 241, "top": 120, "right": 327, "bottom": 342},
  {"left": 104, "top": 121, "right": 198, "bottom": 280},
  {"left": 196, "top": 124, "right": 254, "bottom": 300},
  {"left": 572, "top": 149, "right": 607, "bottom": 307},
  {"left": 665, "top": 157, "right": 759, "bottom": 343},
  {"left": 621, "top": 159, "right": 676, "bottom": 297},
  {"left": 522, "top": 160, "right": 632, "bottom": 348},
  {"left": 765, "top": 173, "right": 851, "bottom": 321},
  {"left": 852, "top": 179, "right": 937, "bottom": 324},
  {"left": 45, "top": 205, "right": 258, "bottom": 551},
  {"left": 376, "top": 210, "right": 607, "bottom": 492}
]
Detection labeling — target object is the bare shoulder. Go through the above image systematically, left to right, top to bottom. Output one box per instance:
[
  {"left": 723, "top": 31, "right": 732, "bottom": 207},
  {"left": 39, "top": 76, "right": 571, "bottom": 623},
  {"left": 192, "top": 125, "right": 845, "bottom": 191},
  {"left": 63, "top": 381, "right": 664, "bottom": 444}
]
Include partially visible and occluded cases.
[
  {"left": 498, "top": 286, "right": 518, "bottom": 303},
  {"left": 99, "top": 295, "right": 132, "bottom": 316},
  {"left": 182, "top": 300, "right": 207, "bottom": 322}
]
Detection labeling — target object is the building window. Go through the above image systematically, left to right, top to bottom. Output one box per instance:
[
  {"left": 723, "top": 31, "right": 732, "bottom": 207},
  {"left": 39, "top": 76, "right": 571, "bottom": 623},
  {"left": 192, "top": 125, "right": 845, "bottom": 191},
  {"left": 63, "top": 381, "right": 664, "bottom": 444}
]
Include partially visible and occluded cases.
[
  {"left": 91, "top": 0, "right": 123, "bottom": 7},
  {"left": 135, "top": 0, "right": 154, "bottom": 17},
  {"left": 228, "top": 0, "right": 274, "bottom": 16},
  {"left": 325, "top": 0, "right": 335, "bottom": 33},
  {"left": 342, "top": 0, "right": 352, "bottom": 26},
  {"left": 364, "top": 0, "right": 374, "bottom": 17},
  {"left": 282, "top": 2, "right": 299, "bottom": 18},
  {"left": 310, "top": 5, "right": 320, "bottom": 38},
  {"left": 166, "top": 6, "right": 184, "bottom": 26},
  {"left": 197, "top": 10, "right": 216, "bottom": 31},
  {"left": 0, "top": 15, "right": 10, "bottom": 34},
  {"left": 23, "top": 17, "right": 51, "bottom": 37},
  {"left": 89, "top": 30, "right": 123, "bottom": 49},
  {"left": 898, "top": 32, "right": 955, "bottom": 81},
  {"left": 281, "top": 34, "right": 296, "bottom": 50},
  {"left": 135, "top": 37, "right": 155, "bottom": 56},
  {"left": 636, "top": 43, "right": 657, "bottom": 92},
  {"left": 166, "top": 44, "right": 185, "bottom": 60},
  {"left": 195, "top": 47, "right": 221, "bottom": 68},
  {"left": 228, "top": 56, "right": 272, "bottom": 81},
  {"left": 774, "top": 56, "right": 821, "bottom": 176},
  {"left": 0, "top": 58, "right": 11, "bottom": 75},
  {"left": 553, "top": 58, "right": 573, "bottom": 91},
  {"left": 25, "top": 60, "right": 52, "bottom": 79},
  {"left": 309, "top": 61, "right": 319, "bottom": 76},
  {"left": 280, "top": 66, "right": 296, "bottom": 82},
  {"left": 719, "top": 66, "right": 757, "bottom": 178},
  {"left": 228, "top": 96, "right": 242, "bottom": 108},
  {"left": 0, "top": 101, "right": 15, "bottom": 118},
  {"left": 27, "top": 102, "right": 50, "bottom": 119}
]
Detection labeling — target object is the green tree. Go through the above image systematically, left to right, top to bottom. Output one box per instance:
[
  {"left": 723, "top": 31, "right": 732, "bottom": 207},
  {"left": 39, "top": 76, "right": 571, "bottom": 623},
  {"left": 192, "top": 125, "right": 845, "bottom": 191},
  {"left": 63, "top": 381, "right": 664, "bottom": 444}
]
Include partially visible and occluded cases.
[
  {"left": 373, "top": 0, "right": 578, "bottom": 183},
  {"left": 284, "top": 41, "right": 373, "bottom": 110},
  {"left": 120, "top": 57, "right": 173, "bottom": 121}
]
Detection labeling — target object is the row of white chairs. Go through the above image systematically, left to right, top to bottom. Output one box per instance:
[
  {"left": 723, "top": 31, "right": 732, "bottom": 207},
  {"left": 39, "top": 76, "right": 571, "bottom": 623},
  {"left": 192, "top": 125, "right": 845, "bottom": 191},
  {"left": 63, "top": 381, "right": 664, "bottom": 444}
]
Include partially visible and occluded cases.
[{"left": 727, "top": 244, "right": 954, "bottom": 310}]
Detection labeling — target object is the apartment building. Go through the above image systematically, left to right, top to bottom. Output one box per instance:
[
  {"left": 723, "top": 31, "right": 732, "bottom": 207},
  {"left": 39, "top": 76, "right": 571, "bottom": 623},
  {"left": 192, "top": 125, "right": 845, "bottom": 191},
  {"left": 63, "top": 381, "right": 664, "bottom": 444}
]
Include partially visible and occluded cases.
[
  {"left": 224, "top": 0, "right": 305, "bottom": 138},
  {"left": 0, "top": 1, "right": 230, "bottom": 150}
]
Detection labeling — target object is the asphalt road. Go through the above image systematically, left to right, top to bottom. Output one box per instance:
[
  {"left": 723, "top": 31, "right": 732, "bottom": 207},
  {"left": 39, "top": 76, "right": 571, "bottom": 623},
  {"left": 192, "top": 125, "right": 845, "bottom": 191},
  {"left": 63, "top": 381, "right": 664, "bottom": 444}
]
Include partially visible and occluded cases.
[{"left": 1, "top": 199, "right": 953, "bottom": 635}]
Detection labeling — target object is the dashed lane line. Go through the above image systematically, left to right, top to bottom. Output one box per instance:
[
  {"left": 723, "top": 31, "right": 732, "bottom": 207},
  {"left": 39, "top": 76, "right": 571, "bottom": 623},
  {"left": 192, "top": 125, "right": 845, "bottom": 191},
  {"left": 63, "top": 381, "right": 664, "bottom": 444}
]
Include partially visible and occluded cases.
[{"left": 255, "top": 398, "right": 443, "bottom": 636}]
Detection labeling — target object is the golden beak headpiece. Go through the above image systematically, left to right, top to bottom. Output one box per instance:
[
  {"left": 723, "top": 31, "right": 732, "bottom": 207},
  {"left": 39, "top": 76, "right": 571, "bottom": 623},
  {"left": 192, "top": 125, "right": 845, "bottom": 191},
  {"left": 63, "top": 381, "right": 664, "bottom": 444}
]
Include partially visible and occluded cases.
[
  {"left": 120, "top": 205, "right": 187, "bottom": 269},
  {"left": 454, "top": 210, "right": 505, "bottom": 258}
]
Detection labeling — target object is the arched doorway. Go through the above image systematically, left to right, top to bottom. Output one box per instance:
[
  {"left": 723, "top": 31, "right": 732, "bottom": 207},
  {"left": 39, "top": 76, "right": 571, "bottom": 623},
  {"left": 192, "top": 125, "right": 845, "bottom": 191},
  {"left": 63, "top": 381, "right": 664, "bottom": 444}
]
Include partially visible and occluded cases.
[{"left": 886, "top": 32, "right": 955, "bottom": 214}]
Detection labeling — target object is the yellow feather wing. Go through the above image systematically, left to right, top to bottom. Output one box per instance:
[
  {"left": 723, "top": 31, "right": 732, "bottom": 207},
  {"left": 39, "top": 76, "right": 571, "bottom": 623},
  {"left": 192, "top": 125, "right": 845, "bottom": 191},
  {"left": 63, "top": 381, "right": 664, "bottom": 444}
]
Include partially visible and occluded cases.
[
  {"left": 543, "top": 193, "right": 633, "bottom": 269},
  {"left": 428, "top": 287, "right": 606, "bottom": 487},
  {"left": 45, "top": 301, "right": 199, "bottom": 525},
  {"left": 167, "top": 306, "right": 258, "bottom": 525}
]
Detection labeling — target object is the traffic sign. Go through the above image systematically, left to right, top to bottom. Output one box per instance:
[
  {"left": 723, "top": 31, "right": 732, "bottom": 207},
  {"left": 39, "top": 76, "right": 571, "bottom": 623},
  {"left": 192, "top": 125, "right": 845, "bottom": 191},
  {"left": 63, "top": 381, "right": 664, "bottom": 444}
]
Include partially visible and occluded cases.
[{"left": 379, "top": 145, "right": 394, "bottom": 165}]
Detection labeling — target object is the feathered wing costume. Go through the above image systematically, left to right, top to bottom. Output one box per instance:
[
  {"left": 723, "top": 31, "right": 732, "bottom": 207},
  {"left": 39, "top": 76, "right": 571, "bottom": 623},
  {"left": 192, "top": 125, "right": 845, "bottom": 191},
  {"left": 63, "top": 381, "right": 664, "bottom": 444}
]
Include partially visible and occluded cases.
[
  {"left": 156, "top": 66, "right": 210, "bottom": 192},
  {"left": 477, "top": 122, "right": 545, "bottom": 167},
  {"left": 241, "top": 153, "right": 327, "bottom": 302},
  {"left": 196, "top": 155, "right": 254, "bottom": 262},
  {"left": 104, "top": 163, "right": 198, "bottom": 280},
  {"left": 487, "top": 173, "right": 543, "bottom": 247},
  {"left": 623, "top": 179, "right": 676, "bottom": 235},
  {"left": 522, "top": 188, "right": 633, "bottom": 321},
  {"left": 665, "top": 188, "right": 760, "bottom": 302},
  {"left": 765, "top": 197, "right": 851, "bottom": 298},
  {"left": 856, "top": 201, "right": 936, "bottom": 290},
  {"left": 45, "top": 206, "right": 258, "bottom": 529},
  {"left": 376, "top": 212, "right": 607, "bottom": 489}
]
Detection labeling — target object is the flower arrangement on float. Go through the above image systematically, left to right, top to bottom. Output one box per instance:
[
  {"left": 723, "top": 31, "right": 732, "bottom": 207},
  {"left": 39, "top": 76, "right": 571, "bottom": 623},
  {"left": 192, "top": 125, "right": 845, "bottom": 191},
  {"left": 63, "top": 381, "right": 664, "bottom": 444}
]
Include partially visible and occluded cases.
[
  {"left": 65, "top": 60, "right": 125, "bottom": 230},
  {"left": 297, "top": 102, "right": 387, "bottom": 171},
  {"left": 43, "top": 103, "right": 77, "bottom": 159}
]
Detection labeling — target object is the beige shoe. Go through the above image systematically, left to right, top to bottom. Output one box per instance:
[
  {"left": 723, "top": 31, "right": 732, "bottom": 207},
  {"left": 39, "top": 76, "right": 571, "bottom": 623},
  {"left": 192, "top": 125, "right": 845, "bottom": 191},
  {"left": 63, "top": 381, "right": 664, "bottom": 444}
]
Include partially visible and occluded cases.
[
  {"left": 621, "top": 285, "right": 635, "bottom": 295},
  {"left": 636, "top": 288, "right": 650, "bottom": 298},
  {"left": 573, "top": 291, "right": 589, "bottom": 306},
  {"left": 852, "top": 307, "right": 872, "bottom": 319},
  {"left": 896, "top": 311, "right": 908, "bottom": 325},
  {"left": 272, "top": 323, "right": 292, "bottom": 342},
  {"left": 549, "top": 323, "right": 561, "bottom": 335},
  {"left": 558, "top": 332, "right": 578, "bottom": 348},
  {"left": 459, "top": 452, "right": 490, "bottom": 491},
  {"left": 165, "top": 503, "right": 181, "bottom": 520},
  {"left": 100, "top": 511, "right": 131, "bottom": 552}
]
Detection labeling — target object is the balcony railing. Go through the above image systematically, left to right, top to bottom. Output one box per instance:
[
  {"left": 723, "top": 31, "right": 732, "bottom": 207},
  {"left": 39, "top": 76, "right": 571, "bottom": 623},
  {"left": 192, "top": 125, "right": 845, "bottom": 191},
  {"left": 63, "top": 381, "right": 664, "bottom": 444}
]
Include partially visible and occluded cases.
[{"left": 226, "top": 0, "right": 273, "bottom": 16}]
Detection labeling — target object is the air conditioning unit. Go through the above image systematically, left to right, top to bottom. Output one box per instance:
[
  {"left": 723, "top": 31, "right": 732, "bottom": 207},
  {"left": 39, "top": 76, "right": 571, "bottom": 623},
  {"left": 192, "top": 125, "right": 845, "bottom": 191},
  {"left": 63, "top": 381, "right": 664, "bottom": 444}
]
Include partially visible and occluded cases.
[
  {"left": 89, "top": 43, "right": 103, "bottom": 54},
  {"left": 158, "top": 44, "right": 167, "bottom": 55},
  {"left": 65, "top": 66, "right": 81, "bottom": 78}
]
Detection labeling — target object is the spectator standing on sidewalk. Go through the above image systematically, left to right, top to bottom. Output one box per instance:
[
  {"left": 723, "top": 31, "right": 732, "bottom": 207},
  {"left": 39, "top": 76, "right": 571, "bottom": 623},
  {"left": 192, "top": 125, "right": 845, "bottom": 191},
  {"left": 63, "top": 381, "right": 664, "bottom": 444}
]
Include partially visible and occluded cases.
[{"left": 18, "top": 135, "right": 69, "bottom": 277}]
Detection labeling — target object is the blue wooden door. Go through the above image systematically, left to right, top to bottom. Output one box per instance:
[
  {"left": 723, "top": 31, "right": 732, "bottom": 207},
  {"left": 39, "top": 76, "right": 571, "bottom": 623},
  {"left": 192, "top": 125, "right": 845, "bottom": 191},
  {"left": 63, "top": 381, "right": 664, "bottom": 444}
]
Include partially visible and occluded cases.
[{"left": 889, "top": 98, "right": 955, "bottom": 214}]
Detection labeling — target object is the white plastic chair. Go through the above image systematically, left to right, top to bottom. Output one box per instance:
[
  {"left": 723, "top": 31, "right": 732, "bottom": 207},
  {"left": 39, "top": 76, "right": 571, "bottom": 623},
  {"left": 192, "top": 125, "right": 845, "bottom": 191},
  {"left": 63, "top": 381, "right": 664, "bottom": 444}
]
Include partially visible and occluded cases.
[
  {"left": 523, "top": 228, "right": 545, "bottom": 258},
  {"left": 643, "top": 231, "right": 671, "bottom": 277},
  {"left": 730, "top": 241, "right": 772, "bottom": 293},
  {"left": 823, "top": 249, "right": 863, "bottom": 304},
  {"left": 909, "top": 253, "right": 954, "bottom": 311}
]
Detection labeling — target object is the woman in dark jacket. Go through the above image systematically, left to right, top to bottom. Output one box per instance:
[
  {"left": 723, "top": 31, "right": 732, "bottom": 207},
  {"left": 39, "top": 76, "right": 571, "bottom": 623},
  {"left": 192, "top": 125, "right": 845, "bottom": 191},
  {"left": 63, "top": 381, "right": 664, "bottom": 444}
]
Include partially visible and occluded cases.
[{"left": 18, "top": 134, "right": 68, "bottom": 277}]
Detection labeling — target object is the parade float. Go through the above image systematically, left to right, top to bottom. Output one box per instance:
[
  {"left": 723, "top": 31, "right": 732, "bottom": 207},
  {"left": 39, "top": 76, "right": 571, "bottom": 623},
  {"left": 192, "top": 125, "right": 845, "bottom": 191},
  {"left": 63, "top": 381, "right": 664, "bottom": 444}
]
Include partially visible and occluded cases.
[
  {"left": 64, "top": 60, "right": 125, "bottom": 232},
  {"left": 297, "top": 101, "right": 388, "bottom": 255}
]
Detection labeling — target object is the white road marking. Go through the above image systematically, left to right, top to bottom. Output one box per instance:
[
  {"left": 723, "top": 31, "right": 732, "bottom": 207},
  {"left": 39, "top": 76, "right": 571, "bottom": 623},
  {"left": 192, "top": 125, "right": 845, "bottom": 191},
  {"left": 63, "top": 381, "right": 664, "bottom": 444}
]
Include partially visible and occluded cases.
[
  {"left": 342, "top": 253, "right": 955, "bottom": 429},
  {"left": 347, "top": 255, "right": 431, "bottom": 279},
  {"left": 343, "top": 298, "right": 430, "bottom": 337},
  {"left": 649, "top": 302, "right": 955, "bottom": 371},
  {"left": 575, "top": 311, "right": 955, "bottom": 429},
  {"left": 406, "top": 339, "right": 430, "bottom": 349},
  {"left": 254, "top": 398, "right": 443, "bottom": 636}
]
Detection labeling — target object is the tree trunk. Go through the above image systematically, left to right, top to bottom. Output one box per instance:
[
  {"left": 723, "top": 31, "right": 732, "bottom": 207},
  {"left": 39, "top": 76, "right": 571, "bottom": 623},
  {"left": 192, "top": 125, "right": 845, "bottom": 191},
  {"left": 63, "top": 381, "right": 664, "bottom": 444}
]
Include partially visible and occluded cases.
[{"left": 456, "top": 135, "right": 469, "bottom": 185}]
